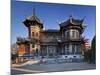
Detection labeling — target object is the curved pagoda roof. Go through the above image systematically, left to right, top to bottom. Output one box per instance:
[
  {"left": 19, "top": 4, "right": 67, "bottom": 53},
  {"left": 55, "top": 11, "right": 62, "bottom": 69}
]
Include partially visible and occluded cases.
[
  {"left": 23, "top": 15, "right": 43, "bottom": 28},
  {"left": 26, "top": 15, "right": 41, "bottom": 23},
  {"left": 59, "top": 15, "right": 84, "bottom": 27},
  {"left": 59, "top": 15, "right": 86, "bottom": 34}
]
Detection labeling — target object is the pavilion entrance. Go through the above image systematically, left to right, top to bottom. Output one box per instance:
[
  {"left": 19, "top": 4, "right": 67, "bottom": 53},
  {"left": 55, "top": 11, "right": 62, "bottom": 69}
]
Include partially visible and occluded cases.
[{"left": 47, "top": 46, "right": 56, "bottom": 58}]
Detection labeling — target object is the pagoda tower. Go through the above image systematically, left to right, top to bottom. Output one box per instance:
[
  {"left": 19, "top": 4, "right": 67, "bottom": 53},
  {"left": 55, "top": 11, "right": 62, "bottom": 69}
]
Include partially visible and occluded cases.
[
  {"left": 23, "top": 11, "right": 43, "bottom": 56},
  {"left": 59, "top": 15, "right": 86, "bottom": 56}
]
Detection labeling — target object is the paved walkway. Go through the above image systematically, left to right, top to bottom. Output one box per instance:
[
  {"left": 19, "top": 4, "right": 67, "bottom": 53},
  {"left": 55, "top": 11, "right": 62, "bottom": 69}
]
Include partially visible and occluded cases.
[{"left": 11, "top": 62, "right": 96, "bottom": 75}]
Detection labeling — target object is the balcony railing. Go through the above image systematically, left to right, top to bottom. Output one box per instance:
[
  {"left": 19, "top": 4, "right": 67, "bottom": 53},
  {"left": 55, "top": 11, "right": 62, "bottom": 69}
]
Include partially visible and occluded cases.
[
  {"left": 40, "top": 36, "right": 84, "bottom": 43},
  {"left": 62, "top": 37, "right": 84, "bottom": 42},
  {"left": 40, "top": 38, "right": 57, "bottom": 43}
]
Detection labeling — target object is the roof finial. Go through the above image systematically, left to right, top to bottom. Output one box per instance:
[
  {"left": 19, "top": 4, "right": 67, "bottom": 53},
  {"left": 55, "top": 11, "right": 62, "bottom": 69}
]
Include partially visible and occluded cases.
[
  {"left": 33, "top": 7, "right": 36, "bottom": 16},
  {"left": 69, "top": 13, "right": 73, "bottom": 23},
  {"left": 70, "top": 13, "right": 73, "bottom": 18},
  {"left": 70, "top": 15, "right": 72, "bottom": 18}
]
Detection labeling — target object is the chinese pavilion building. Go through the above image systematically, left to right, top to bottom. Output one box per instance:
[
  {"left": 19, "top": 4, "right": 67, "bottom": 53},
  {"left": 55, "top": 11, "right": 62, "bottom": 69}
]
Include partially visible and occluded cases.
[{"left": 16, "top": 12, "right": 86, "bottom": 62}]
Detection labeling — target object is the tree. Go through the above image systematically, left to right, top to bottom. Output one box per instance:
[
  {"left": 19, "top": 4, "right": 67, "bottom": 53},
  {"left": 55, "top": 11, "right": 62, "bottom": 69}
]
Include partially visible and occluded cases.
[
  {"left": 84, "top": 35, "right": 96, "bottom": 64},
  {"left": 90, "top": 35, "right": 96, "bottom": 63},
  {"left": 84, "top": 49, "right": 91, "bottom": 62}
]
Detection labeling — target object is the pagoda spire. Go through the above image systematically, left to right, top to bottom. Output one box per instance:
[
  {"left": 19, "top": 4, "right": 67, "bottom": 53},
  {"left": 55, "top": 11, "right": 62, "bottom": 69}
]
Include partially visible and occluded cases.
[
  {"left": 32, "top": 7, "right": 36, "bottom": 20},
  {"left": 33, "top": 8, "right": 36, "bottom": 16},
  {"left": 69, "top": 13, "right": 73, "bottom": 23},
  {"left": 69, "top": 13, "right": 74, "bottom": 18}
]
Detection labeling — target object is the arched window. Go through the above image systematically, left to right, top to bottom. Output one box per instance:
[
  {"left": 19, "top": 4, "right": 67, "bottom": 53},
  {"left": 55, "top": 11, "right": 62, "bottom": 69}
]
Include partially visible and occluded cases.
[
  {"left": 71, "top": 29, "right": 79, "bottom": 39},
  {"left": 65, "top": 30, "right": 70, "bottom": 38},
  {"left": 72, "top": 30, "right": 75, "bottom": 38},
  {"left": 76, "top": 30, "right": 79, "bottom": 38},
  {"left": 32, "top": 32, "right": 34, "bottom": 36},
  {"left": 32, "top": 44, "right": 35, "bottom": 48}
]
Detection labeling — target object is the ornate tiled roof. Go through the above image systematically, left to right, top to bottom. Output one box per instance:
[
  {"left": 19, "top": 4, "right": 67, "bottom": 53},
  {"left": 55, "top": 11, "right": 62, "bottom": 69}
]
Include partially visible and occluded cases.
[
  {"left": 23, "top": 15, "right": 43, "bottom": 28},
  {"left": 26, "top": 15, "right": 41, "bottom": 23},
  {"left": 59, "top": 16, "right": 84, "bottom": 27},
  {"left": 70, "top": 18, "right": 84, "bottom": 25},
  {"left": 59, "top": 19, "right": 70, "bottom": 27}
]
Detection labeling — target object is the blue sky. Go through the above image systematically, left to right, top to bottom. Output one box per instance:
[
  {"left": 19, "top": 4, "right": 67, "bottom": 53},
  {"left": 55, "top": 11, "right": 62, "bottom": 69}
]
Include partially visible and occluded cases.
[{"left": 11, "top": 0, "right": 96, "bottom": 44}]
